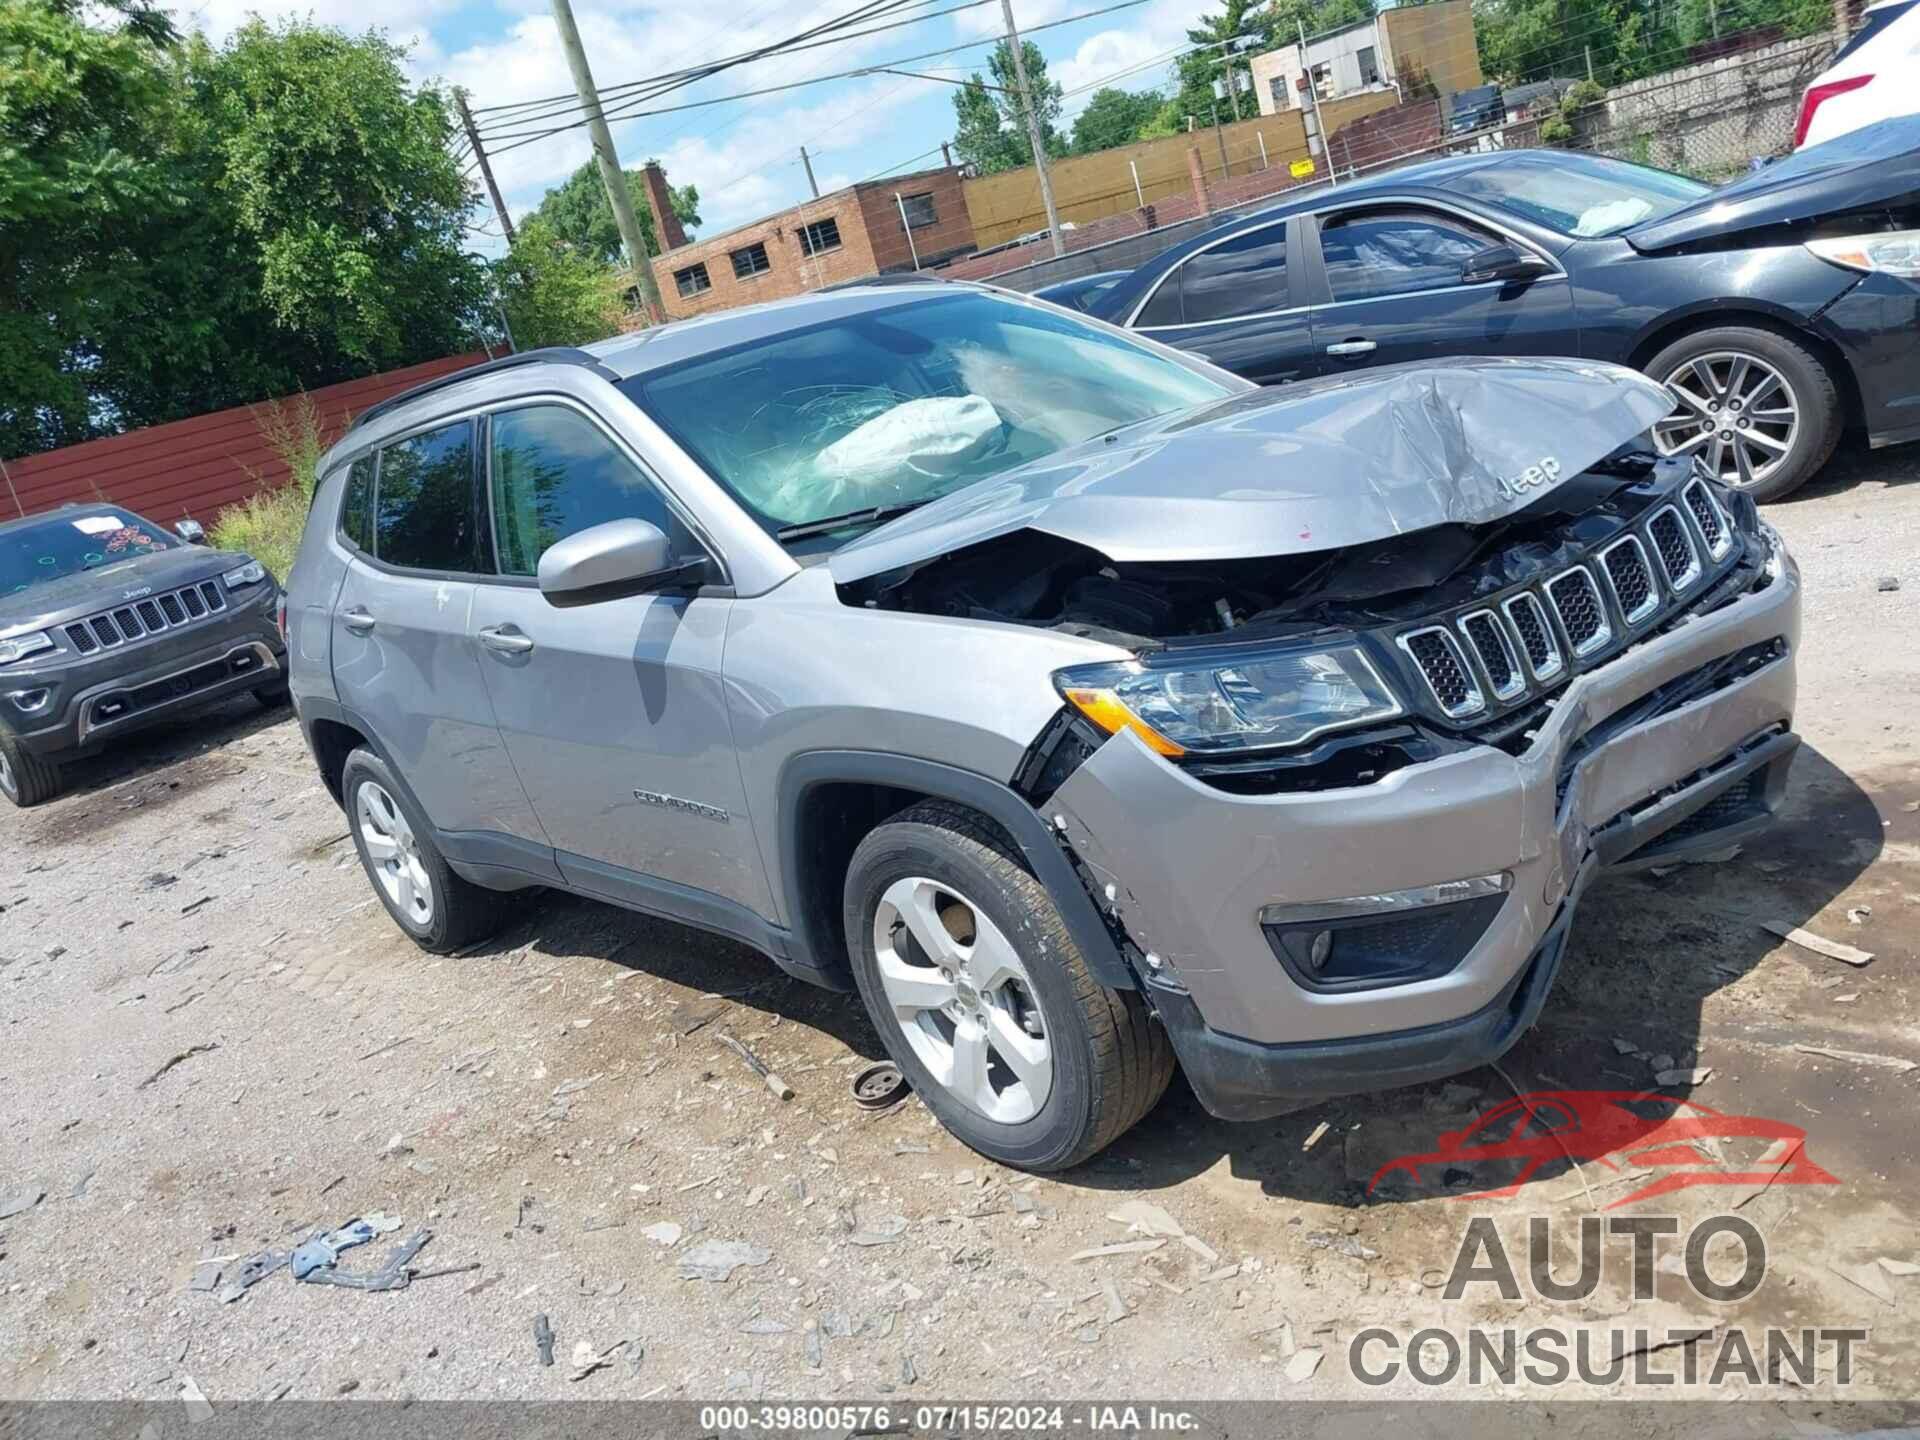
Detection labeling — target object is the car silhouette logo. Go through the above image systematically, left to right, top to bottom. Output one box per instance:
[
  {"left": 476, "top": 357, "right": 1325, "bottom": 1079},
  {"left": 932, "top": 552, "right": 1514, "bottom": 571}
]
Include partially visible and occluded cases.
[{"left": 1368, "top": 1089, "right": 1838, "bottom": 1209}]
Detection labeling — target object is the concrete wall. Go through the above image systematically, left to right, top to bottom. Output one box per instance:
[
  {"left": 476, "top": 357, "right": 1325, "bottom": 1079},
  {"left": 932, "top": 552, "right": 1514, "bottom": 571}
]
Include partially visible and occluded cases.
[
  {"left": 1577, "top": 35, "right": 1829, "bottom": 178},
  {"left": 962, "top": 111, "right": 1311, "bottom": 249}
]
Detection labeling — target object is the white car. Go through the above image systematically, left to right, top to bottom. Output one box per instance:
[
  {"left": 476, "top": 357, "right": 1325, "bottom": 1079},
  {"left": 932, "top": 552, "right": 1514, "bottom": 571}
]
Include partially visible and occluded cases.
[{"left": 1795, "top": 0, "right": 1920, "bottom": 148}]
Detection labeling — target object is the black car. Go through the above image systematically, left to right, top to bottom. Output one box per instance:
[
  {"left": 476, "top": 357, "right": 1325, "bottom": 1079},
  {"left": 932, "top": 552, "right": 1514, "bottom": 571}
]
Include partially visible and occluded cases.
[
  {"left": 1088, "top": 121, "right": 1920, "bottom": 500},
  {"left": 1030, "top": 269, "right": 1132, "bottom": 314},
  {"left": 0, "top": 505, "right": 287, "bottom": 807}
]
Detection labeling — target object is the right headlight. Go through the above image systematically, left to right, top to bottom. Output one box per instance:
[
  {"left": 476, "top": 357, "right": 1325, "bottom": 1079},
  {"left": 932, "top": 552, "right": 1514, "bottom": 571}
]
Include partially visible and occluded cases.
[
  {"left": 1805, "top": 230, "right": 1920, "bottom": 279},
  {"left": 1055, "top": 643, "right": 1403, "bottom": 758}
]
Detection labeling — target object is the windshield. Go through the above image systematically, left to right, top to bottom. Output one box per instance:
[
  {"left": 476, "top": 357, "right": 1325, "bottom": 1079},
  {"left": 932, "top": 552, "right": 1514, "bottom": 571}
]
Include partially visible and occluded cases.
[
  {"left": 1450, "top": 153, "right": 1711, "bottom": 237},
  {"left": 625, "top": 292, "right": 1230, "bottom": 545},
  {"left": 0, "top": 510, "right": 176, "bottom": 594}
]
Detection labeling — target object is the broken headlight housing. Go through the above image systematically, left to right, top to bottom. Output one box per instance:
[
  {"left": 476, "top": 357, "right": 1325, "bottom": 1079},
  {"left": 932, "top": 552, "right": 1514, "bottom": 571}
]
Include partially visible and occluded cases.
[{"left": 1054, "top": 643, "right": 1402, "bottom": 757}]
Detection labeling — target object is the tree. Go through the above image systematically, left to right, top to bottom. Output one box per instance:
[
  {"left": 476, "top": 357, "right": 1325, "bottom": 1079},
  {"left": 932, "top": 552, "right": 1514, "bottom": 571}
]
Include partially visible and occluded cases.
[
  {"left": 951, "top": 39, "right": 1065, "bottom": 175},
  {"left": 1069, "top": 87, "right": 1164, "bottom": 154},
  {"left": 530, "top": 159, "right": 701, "bottom": 266},
  {"left": 494, "top": 217, "right": 623, "bottom": 350}
]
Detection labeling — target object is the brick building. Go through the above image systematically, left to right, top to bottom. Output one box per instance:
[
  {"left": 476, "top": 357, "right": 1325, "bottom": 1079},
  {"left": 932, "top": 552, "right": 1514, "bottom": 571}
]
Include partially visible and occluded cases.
[{"left": 640, "top": 164, "right": 976, "bottom": 320}]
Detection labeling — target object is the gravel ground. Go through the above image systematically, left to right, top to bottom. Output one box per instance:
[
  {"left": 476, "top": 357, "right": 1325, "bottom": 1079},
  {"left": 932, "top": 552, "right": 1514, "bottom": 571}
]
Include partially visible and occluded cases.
[{"left": 2, "top": 440, "right": 1917, "bottom": 1411}]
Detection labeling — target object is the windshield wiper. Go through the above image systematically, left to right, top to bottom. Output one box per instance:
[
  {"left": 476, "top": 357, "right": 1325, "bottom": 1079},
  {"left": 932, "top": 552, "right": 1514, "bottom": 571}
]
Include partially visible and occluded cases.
[{"left": 776, "top": 501, "right": 925, "bottom": 543}]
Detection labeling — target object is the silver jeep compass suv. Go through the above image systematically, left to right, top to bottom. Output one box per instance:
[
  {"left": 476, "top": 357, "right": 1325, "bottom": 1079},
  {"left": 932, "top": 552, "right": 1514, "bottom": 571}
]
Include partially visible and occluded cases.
[{"left": 285, "top": 284, "right": 1800, "bottom": 1170}]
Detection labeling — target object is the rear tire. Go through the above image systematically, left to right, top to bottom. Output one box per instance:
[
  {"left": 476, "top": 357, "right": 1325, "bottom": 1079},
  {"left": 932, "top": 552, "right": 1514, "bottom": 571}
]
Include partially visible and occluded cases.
[
  {"left": 1645, "top": 325, "right": 1841, "bottom": 502},
  {"left": 253, "top": 681, "right": 292, "bottom": 709},
  {"left": 0, "top": 729, "right": 63, "bottom": 808},
  {"left": 341, "top": 748, "right": 509, "bottom": 954},
  {"left": 843, "top": 800, "right": 1174, "bottom": 1171}
]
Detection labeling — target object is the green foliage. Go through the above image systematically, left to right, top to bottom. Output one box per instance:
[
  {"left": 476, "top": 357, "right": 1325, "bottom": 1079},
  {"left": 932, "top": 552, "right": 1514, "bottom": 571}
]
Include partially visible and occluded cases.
[
  {"left": 1171, "top": 0, "right": 1369, "bottom": 125},
  {"left": 1475, "top": 0, "right": 1828, "bottom": 89},
  {"left": 1, "top": 3, "right": 490, "bottom": 461},
  {"left": 952, "top": 39, "right": 1065, "bottom": 175},
  {"left": 1069, "top": 87, "right": 1165, "bottom": 154},
  {"left": 1135, "top": 97, "right": 1188, "bottom": 141},
  {"left": 529, "top": 159, "right": 701, "bottom": 266},
  {"left": 494, "top": 217, "right": 624, "bottom": 351},
  {"left": 209, "top": 391, "right": 331, "bottom": 579}
]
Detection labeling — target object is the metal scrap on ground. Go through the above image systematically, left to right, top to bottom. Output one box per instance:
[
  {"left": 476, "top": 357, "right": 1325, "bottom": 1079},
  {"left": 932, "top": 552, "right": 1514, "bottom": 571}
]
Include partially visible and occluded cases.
[{"left": 1761, "top": 920, "right": 1874, "bottom": 966}]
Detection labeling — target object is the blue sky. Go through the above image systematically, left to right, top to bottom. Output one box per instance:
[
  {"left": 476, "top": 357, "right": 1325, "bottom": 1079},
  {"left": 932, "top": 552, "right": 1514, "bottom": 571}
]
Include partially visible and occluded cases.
[{"left": 176, "top": 0, "right": 1222, "bottom": 253}]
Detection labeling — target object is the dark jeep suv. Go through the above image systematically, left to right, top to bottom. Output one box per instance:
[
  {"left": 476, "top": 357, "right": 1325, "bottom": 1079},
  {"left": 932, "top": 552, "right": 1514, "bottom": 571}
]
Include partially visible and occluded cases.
[{"left": 0, "top": 505, "right": 287, "bottom": 807}]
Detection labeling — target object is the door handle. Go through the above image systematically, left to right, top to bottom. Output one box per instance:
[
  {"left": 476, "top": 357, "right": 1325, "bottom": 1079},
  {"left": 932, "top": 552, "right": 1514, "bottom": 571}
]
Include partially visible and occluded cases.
[
  {"left": 1325, "top": 339, "right": 1377, "bottom": 356},
  {"left": 341, "top": 606, "right": 376, "bottom": 635},
  {"left": 477, "top": 624, "right": 535, "bottom": 656}
]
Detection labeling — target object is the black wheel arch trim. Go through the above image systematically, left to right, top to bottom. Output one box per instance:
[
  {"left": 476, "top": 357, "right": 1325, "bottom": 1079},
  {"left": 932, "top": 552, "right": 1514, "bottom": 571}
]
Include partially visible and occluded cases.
[{"left": 778, "top": 749, "right": 1138, "bottom": 992}]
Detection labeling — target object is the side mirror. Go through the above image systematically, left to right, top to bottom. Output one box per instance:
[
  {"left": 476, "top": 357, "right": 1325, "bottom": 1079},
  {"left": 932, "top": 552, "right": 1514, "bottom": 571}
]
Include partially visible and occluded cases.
[
  {"left": 1461, "top": 242, "right": 1551, "bottom": 286},
  {"left": 537, "top": 518, "right": 702, "bottom": 606},
  {"left": 175, "top": 519, "right": 206, "bottom": 545}
]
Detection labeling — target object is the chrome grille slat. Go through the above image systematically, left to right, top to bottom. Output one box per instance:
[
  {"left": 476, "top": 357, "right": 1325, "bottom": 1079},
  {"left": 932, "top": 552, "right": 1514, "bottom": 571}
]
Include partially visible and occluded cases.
[
  {"left": 1683, "top": 478, "right": 1732, "bottom": 559},
  {"left": 1647, "top": 506, "right": 1701, "bottom": 593},
  {"left": 1599, "top": 535, "right": 1659, "bottom": 625},
  {"left": 1545, "top": 566, "right": 1612, "bottom": 657},
  {"left": 62, "top": 579, "right": 231, "bottom": 657},
  {"left": 181, "top": 587, "right": 206, "bottom": 618},
  {"left": 1501, "top": 592, "right": 1563, "bottom": 683},
  {"left": 112, "top": 607, "right": 144, "bottom": 640},
  {"left": 1458, "top": 610, "right": 1524, "bottom": 701},
  {"left": 66, "top": 623, "right": 100, "bottom": 654},
  {"left": 1398, "top": 626, "right": 1485, "bottom": 718}
]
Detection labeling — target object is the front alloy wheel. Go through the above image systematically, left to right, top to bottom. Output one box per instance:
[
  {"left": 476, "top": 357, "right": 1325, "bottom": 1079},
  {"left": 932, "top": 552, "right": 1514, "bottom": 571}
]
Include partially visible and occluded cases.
[
  {"left": 1653, "top": 351, "right": 1801, "bottom": 490},
  {"left": 355, "top": 779, "right": 434, "bottom": 927},
  {"left": 872, "top": 876, "right": 1053, "bottom": 1124}
]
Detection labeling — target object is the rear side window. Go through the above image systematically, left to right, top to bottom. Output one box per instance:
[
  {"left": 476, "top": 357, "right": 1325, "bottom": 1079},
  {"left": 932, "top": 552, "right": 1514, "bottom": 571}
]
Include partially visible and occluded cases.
[
  {"left": 1318, "top": 208, "right": 1499, "bottom": 303},
  {"left": 1181, "top": 223, "right": 1290, "bottom": 324},
  {"left": 487, "top": 404, "right": 695, "bottom": 577},
  {"left": 374, "top": 420, "right": 487, "bottom": 573},
  {"left": 339, "top": 456, "right": 374, "bottom": 553}
]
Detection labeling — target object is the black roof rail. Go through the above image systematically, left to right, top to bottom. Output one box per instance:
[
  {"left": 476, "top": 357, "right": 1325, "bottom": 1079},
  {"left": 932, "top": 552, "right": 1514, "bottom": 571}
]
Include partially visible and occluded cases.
[{"left": 348, "top": 347, "right": 616, "bottom": 434}]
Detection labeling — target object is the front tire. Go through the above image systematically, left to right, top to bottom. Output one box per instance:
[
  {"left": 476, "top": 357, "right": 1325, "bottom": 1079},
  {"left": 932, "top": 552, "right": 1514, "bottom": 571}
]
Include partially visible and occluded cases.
[
  {"left": 1646, "top": 326, "right": 1841, "bottom": 502},
  {"left": 0, "top": 729, "right": 63, "bottom": 808},
  {"left": 341, "top": 748, "right": 508, "bottom": 954},
  {"left": 843, "top": 801, "right": 1173, "bottom": 1171}
]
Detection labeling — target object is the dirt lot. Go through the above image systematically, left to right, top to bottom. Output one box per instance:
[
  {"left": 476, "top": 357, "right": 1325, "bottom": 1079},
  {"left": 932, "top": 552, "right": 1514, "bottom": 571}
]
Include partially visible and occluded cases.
[{"left": 3, "top": 443, "right": 1917, "bottom": 1413}]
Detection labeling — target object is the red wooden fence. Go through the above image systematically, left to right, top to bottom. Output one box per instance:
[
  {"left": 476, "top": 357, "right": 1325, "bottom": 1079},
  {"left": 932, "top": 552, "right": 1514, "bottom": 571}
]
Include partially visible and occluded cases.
[{"left": 0, "top": 351, "right": 492, "bottom": 526}]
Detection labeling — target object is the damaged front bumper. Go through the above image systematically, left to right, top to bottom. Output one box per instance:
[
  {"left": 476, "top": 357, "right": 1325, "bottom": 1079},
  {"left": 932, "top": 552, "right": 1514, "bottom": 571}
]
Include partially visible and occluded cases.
[{"left": 1045, "top": 546, "right": 1802, "bottom": 1121}]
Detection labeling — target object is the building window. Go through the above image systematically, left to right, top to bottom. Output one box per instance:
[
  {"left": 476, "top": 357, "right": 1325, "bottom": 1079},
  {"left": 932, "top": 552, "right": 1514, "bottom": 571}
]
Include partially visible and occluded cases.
[
  {"left": 1358, "top": 46, "right": 1379, "bottom": 86},
  {"left": 1310, "top": 62, "right": 1334, "bottom": 99},
  {"left": 899, "top": 192, "right": 937, "bottom": 229},
  {"left": 799, "top": 217, "right": 842, "bottom": 256},
  {"left": 731, "top": 242, "right": 772, "bottom": 280},
  {"left": 673, "top": 263, "right": 710, "bottom": 299}
]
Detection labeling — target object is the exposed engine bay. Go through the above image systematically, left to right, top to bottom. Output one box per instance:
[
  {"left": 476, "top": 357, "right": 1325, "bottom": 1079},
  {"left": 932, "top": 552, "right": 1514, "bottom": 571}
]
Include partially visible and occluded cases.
[{"left": 846, "top": 449, "right": 1695, "bottom": 651}]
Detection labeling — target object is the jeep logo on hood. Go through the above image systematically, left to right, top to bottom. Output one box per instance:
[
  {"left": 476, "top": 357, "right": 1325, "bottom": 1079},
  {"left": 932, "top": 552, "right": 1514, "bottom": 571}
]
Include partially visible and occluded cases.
[
  {"left": 1495, "top": 457, "right": 1562, "bottom": 500},
  {"left": 122, "top": 585, "right": 154, "bottom": 601}
]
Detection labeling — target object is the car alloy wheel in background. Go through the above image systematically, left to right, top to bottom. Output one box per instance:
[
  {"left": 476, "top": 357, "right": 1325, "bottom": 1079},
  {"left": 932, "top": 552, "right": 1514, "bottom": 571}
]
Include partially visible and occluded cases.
[
  {"left": 1653, "top": 351, "right": 1800, "bottom": 490},
  {"left": 871, "top": 875, "right": 1054, "bottom": 1124}
]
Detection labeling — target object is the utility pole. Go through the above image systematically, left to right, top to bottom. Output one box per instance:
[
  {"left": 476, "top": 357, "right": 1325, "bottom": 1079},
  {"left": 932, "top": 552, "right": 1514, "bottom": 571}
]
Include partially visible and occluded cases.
[
  {"left": 550, "top": 0, "right": 663, "bottom": 321},
  {"left": 999, "top": 0, "right": 1064, "bottom": 258},
  {"left": 1298, "top": 19, "right": 1336, "bottom": 186},
  {"left": 1226, "top": 62, "right": 1243, "bottom": 122},
  {"left": 457, "top": 89, "right": 516, "bottom": 246},
  {"left": 1211, "top": 101, "right": 1230, "bottom": 176},
  {"left": 940, "top": 141, "right": 952, "bottom": 166},
  {"left": 799, "top": 145, "right": 820, "bottom": 198}
]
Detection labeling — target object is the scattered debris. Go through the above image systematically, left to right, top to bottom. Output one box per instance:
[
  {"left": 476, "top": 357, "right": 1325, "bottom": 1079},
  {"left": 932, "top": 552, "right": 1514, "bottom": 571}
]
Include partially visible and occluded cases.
[
  {"left": 1877, "top": 575, "right": 1901, "bottom": 593},
  {"left": 180, "top": 895, "right": 215, "bottom": 915},
  {"left": 1846, "top": 906, "right": 1872, "bottom": 926},
  {"left": 1761, "top": 921, "right": 1873, "bottom": 967},
  {"left": 671, "top": 999, "right": 726, "bottom": 1037},
  {"left": 714, "top": 1031, "right": 794, "bottom": 1101},
  {"left": 356, "top": 1035, "right": 413, "bottom": 1062},
  {"left": 1612, "top": 1038, "right": 1641, "bottom": 1055},
  {"left": 138, "top": 1042, "right": 219, "bottom": 1090},
  {"left": 1793, "top": 1044, "right": 1918, "bottom": 1073},
  {"left": 851, "top": 1061, "right": 908, "bottom": 1110},
  {"left": 1654, "top": 1067, "right": 1713, "bottom": 1086},
  {"left": 1302, "top": 1121, "right": 1330, "bottom": 1151},
  {"left": 0, "top": 1184, "right": 44, "bottom": 1221},
  {"left": 1107, "top": 1200, "right": 1183, "bottom": 1238},
  {"left": 581, "top": 1214, "right": 626, "bottom": 1233},
  {"left": 849, "top": 1214, "right": 909, "bottom": 1247},
  {"left": 291, "top": 1216, "right": 432, "bottom": 1292},
  {"left": 640, "top": 1221, "right": 683, "bottom": 1247},
  {"left": 1305, "top": 1232, "right": 1379, "bottom": 1261},
  {"left": 1181, "top": 1234, "right": 1220, "bottom": 1265},
  {"left": 678, "top": 1239, "right": 772, "bottom": 1283},
  {"left": 1071, "top": 1240, "right": 1165, "bottom": 1262},
  {"left": 216, "top": 1247, "right": 289, "bottom": 1303},
  {"left": 1878, "top": 1258, "right": 1920, "bottom": 1277},
  {"left": 1831, "top": 1261, "right": 1896, "bottom": 1306},
  {"left": 1101, "top": 1279, "right": 1128, "bottom": 1323},
  {"left": 534, "top": 1314, "right": 555, "bottom": 1367},
  {"left": 739, "top": 1317, "right": 790, "bottom": 1336},
  {"left": 570, "top": 1338, "right": 629, "bottom": 1380},
  {"left": 1284, "top": 1349, "right": 1323, "bottom": 1384},
  {"left": 179, "top": 1375, "right": 213, "bottom": 1423}
]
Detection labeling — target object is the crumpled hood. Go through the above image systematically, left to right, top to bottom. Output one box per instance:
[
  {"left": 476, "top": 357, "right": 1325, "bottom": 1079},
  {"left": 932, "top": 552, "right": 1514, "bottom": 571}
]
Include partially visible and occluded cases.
[
  {"left": 1625, "top": 114, "right": 1920, "bottom": 252},
  {"left": 828, "top": 357, "right": 1676, "bottom": 583}
]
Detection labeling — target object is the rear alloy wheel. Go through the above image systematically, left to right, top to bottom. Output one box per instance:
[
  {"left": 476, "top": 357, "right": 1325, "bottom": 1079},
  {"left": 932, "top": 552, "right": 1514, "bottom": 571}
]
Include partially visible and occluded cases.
[
  {"left": 1646, "top": 327, "right": 1840, "bottom": 502},
  {"left": 844, "top": 801, "right": 1174, "bottom": 1171}
]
